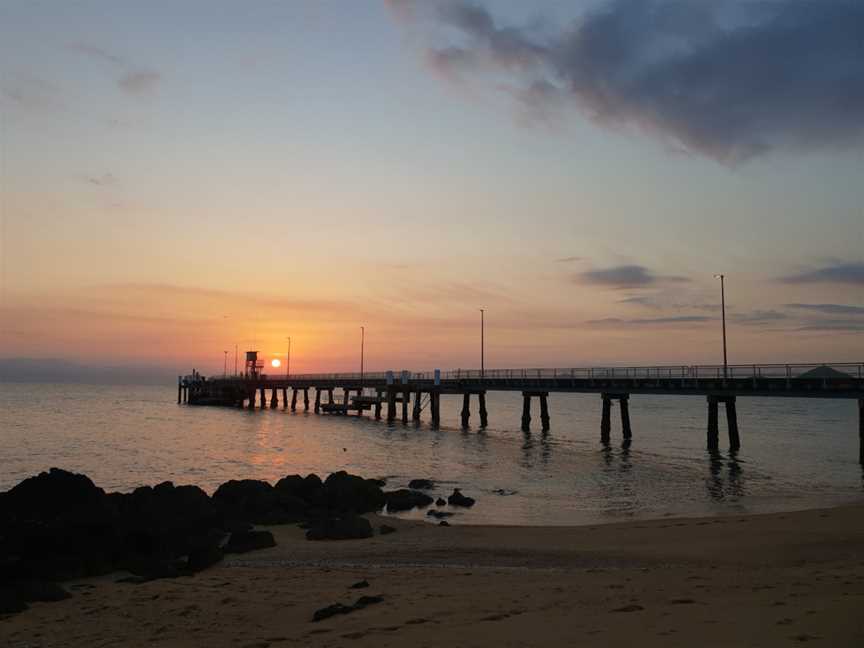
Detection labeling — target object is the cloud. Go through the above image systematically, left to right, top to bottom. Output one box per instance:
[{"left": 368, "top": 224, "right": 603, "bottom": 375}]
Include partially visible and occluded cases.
[
  {"left": 388, "top": 0, "right": 864, "bottom": 163},
  {"left": 70, "top": 42, "right": 160, "bottom": 96},
  {"left": 118, "top": 71, "right": 160, "bottom": 96},
  {"left": 1, "top": 77, "right": 66, "bottom": 113},
  {"left": 86, "top": 173, "right": 117, "bottom": 187},
  {"left": 554, "top": 256, "right": 582, "bottom": 263},
  {"left": 779, "top": 262, "right": 864, "bottom": 286},
  {"left": 577, "top": 264, "right": 689, "bottom": 289},
  {"left": 785, "top": 303, "right": 864, "bottom": 316},
  {"left": 731, "top": 309, "right": 789, "bottom": 324},
  {"left": 587, "top": 315, "right": 712, "bottom": 326}
]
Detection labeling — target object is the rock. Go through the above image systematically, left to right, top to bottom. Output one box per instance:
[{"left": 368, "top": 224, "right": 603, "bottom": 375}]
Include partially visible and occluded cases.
[
  {"left": 323, "top": 471, "right": 385, "bottom": 514},
  {"left": 408, "top": 479, "right": 434, "bottom": 490},
  {"left": 212, "top": 480, "right": 280, "bottom": 525},
  {"left": 447, "top": 488, "right": 475, "bottom": 508},
  {"left": 493, "top": 488, "right": 518, "bottom": 496},
  {"left": 383, "top": 489, "right": 434, "bottom": 513},
  {"left": 435, "top": 498, "right": 446, "bottom": 507},
  {"left": 426, "top": 510, "right": 453, "bottom": 519},
  {"left": 305, "top": 515, "right": 373, "bottom": 541},
  {"left": 439, "top": 520, "right": 450, "bottom": 527},
  {"left": 379, "top": 524, "right": 397, "bottom": 535},
  {"left": 223, "top": 530, "right": 276, "bottom": 554},
  {"left": 187, "top": 544, "right": 223, "bottom": 572},
  {"left": 124, "top": 557, "right": 184, "bottom": 581},
  {"left": 15, "top": 580, "right": 72, "bottom": 602},
  {"left": 349, "top": 580, "right": 370, "bottom": 589},
  {"left": 0, "top": 588, "right": 28, "bottom": 614},
  {"left": 311, "top": 595, "right": 384, "bottom": 622},
  {"left": 354, "top": 595, "right": 383, "bottom": 608},
  {"left": 312, "top": 602, "right": 354, "bottom": 622}
]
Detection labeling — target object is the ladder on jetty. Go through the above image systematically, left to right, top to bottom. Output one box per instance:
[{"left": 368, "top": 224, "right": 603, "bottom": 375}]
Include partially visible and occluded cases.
[{"left": 179, "top": 363, "right": 864, "bottom": 463}]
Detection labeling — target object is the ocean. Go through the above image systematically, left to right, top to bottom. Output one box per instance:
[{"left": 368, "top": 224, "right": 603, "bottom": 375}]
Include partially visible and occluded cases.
[{"left": 1, "top": 382, "right": 861, "bottom": 526}]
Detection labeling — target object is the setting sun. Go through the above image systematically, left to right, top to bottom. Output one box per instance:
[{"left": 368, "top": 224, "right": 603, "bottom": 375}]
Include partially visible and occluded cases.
[{"left": 271, "top": 359, "right": 281, "bottom": 368}]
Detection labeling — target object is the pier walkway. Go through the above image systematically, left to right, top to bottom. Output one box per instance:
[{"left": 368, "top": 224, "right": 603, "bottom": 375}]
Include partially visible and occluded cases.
[{"left": 180, "top": 363, "right": 864, "bottom": 462}]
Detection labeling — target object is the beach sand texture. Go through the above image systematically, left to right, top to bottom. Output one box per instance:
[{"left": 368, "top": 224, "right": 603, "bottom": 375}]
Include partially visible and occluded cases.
[{"left": 3, "top": 505, "right": 864, "bottom": 647}]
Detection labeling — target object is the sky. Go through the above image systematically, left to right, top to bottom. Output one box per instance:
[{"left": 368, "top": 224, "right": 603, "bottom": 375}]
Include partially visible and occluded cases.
[{"left": 0, "top": 0, "right": 862, "bottom": 377}]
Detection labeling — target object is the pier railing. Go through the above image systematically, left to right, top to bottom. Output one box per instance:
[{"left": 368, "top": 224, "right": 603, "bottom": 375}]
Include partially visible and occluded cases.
[{"left": 278, "top": 363, "right": 863, "bottom": 382}]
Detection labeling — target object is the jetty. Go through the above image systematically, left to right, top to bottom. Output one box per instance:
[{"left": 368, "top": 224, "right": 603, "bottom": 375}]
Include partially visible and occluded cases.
[{"left": 180, "top": 359, "right": 864, "bottom": 462}]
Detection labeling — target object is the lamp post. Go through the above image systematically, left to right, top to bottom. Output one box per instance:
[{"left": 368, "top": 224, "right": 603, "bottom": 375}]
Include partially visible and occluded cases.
[
  {"left": 714, "top": 274, "right": 728, "bottom": 379},
  {"left": 480, "top": 308, "right": 485, "bottom": 380},
  {"left": 360, "top": 326, "right": 365, "bottom": 386},
  {"left": 285, "top": 336, "right": 291, "bottom": 379}
]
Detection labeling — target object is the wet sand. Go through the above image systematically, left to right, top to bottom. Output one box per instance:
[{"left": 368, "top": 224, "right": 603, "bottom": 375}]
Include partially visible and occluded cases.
[{"left": 3, "top": 505, "right": 864, "bottom": 647}]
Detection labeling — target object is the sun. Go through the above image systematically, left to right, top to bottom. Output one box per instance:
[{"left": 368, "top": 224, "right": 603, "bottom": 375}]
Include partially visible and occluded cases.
[{"left": 271, "top": 358, "right": 281, "bottom": 368}]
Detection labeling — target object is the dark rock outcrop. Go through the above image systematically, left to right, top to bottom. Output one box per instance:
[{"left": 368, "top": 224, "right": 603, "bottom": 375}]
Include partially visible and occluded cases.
[
  {"left": 408, "top": 479, "right": 434, "bottom": 490},
  {"left": 447, "top": 488, "right": 476, "bottom": 508},
  {"left": 384, "top": 489, "right": 434, "bottom": 512},
  {"left": 223, "top": 530, "right": 276, "bottom": 554}
]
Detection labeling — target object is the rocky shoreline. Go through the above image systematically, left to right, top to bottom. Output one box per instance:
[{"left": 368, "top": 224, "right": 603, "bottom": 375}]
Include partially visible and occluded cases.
[{"left": 0, "top": 468, "right": 475, "bottom": 615}]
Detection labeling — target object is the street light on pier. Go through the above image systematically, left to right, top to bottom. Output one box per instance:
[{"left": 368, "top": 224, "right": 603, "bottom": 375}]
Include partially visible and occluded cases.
[
  {"left": 714, "top": 274, "right": 728, "bottom": 379},
  {"left": 480, "top": 308, "right": 485, "bottom": 381},
  {"left": 360, "top": 326, "right": 365, "bottom": 387},
  {"left": 285, "top": 337, "right": 291, "bottom": 379}
]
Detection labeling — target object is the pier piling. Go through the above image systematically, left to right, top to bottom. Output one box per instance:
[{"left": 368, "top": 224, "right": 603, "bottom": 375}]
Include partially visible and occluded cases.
[
  {"left": 177, "top": 377, "right": 182, "bottom": 404},
  {"left": 259, "top": 386, "right": 267, "bottom": 409},
  {"left": 270, "top": 388, "right": 278, "bottom": 409},
  {"left": 282, "top": 388, "right": 287, "bottom": 408},
  {"left": 291, "top": 388, "right": 298, "bottom": 412},
  {"left": 304, "top": 389, "right": 310, "bottom": 412},
  {"left": 314, "top": 389, "right": 321, "bottom": 414},
  {"left": 387, "top": 389, "right": 397, "bottom": 422},
  {"left": 375, "top": 390, "right": 382, "bottom": 419},
  {"left": 402, "top": 390, "right": 410, "bottom": 423},
  {"left": 412, "top": 390, "right": 422, "bottom": 421},
  {"left": 430, "top": 391, "right": 441, "bottom": 427},
  {"left": 478, "top": 391, "right": 488, "bottom": 427},
  {"left": 461, "top": 393, "right": 471, "bottom": 428},
  {"left": 521, "top": 393, "right": 532, "bottom": 432},
  {"left": 539, "top": 393, "right": 550, "bottom": 431},
  {"left": 620, "top": 395, "right": 632, "bottom": 439},
  {"left": 601, "top": 396, "right": 612, "bottom": 442},
  {"left": 707, "top": 396, "right": 720, "bottom": 451},
  {"left": 726, "top": 397, "right": 740, "bottom": 451},
  {"left": 859, "top": 398, "right": 863, "bottom": 464}
]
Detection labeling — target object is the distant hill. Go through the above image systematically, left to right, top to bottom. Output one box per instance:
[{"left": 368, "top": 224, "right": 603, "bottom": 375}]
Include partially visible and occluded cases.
[
  {"left": 0, "top": 358, "right": 176, "bottom": 386},
  {"left": 797, "top": 365, "right": 853, "bottom": 379}
]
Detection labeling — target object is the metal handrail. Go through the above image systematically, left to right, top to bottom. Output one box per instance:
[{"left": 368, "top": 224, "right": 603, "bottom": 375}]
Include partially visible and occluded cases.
[{"left": 233, "top": 362, "right": 864, "bottom": 382}]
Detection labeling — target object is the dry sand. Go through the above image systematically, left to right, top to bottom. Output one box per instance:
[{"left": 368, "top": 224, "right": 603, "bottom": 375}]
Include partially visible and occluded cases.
[{"left": 3, "top": 505, "right": 864, "bottom": 647}]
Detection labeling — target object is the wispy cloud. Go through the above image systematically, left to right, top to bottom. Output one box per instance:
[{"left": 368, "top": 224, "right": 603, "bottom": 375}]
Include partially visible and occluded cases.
[
  {"left": 388, "top": 0, "right": 864, "bottom": 163},
  {"left": 70, "top": 42, "right": 160, "bottom": 96},
  {"left": 85, "top": 173, "right": 118, "bottom": 187},
  {"left": 554, "top": 256, "right": 582, "bottom": 264},
  {"left": 779, "top": 262, "right": 864, "bottom": 286},
  {"left": 577, "top": 264, "right": 689, "bottom": 289},
  {"left": 785, "top": 303, "right": 864, "bottom": 316},
  {"left": 731, "top": 309, "right": 789, "bottom": 324},
  {"left": 587, "top": 315, "right": 712, "bottom": 327}
]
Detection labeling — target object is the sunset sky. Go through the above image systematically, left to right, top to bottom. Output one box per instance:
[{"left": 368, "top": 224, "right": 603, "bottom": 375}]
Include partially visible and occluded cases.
[{"left": 1, "top": 0, "right": 862, "bottom": 376}]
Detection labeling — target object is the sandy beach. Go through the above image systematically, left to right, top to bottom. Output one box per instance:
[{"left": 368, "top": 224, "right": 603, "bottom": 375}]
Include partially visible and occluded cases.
[{"left": 4, "top": 504, "right": 864, "bottom": 647}]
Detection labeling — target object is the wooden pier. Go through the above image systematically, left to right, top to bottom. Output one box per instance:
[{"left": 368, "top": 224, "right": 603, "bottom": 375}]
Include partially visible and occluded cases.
[{"left": 179, "top": 363, "right": 864, "bottom": 462}]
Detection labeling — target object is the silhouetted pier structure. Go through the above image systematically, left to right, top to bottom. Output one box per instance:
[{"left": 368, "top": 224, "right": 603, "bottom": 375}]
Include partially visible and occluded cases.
[{"left": 180, "top": 363, "right": 864, "bottom": 462}]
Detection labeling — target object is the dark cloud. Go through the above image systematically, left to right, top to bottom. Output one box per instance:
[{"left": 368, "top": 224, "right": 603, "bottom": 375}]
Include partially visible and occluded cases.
[
  {"left": 389, "top": 0, "right": 864, "bottom": 163},
  {"left": 70, "top": 42, "right": 160, "bottom": 96},
  {"left": 118, "top": 71, "right": 160, "bottom": 96},
  {"left": 86, "top": 173, "right": 117, "bottom": 187},
  {"left": 780, "top": 262, "right": 864, "bottom": 286},
  {"left": 577, "top": 264, "right": 689, "bottom": 289},
  {"left": 785, "top": 303, "right": 864, "bottom": 316},
  {"left": 731, "top": 309, "right": 789, "bottom": 324},
  {"left": 587, "top": 315, "right": 712, "bottom": 326},
  {"left": 792, "top": 320, "right": 864, "bottom": 333}
]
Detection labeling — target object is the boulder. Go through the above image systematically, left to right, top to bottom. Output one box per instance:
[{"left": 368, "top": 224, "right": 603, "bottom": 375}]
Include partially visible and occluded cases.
[
  {"left": 323, "top": 471, "right": 385, "bottom": 514},
  {"left": 407, "top": 479, "right": 434, "bottom": 490},
  {"left": 447, "top": 488, "right": 475, "bottom": 508},
  {"left": 383, "top": 489, "right": 434, "bottom": 512},
  {"left": 435, "top": 498, "right": 447, "bottom": 507},
  {"left": 426, "top": 510, "right": 453, "bottom": 519},
  {"left": 305, "top": 515, "right": 374, "bottom": 541},
  {"left": 379, "top": 524, "right": 397, "bottom": 535},
  {"left": 223, "top": 530, "right": 276, "bottom": 554},
  {"left": 187, "top": 545, "right": 223, "bottom": 572},
  {"left": 0, "top": 588, "right": 28, "bottom": 614}
]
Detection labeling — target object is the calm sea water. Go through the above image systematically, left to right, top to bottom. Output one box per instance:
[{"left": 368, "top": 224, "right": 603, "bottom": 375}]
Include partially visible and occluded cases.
[{"left": 1, "top": 382, "right": 862, "bottom": 526}]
